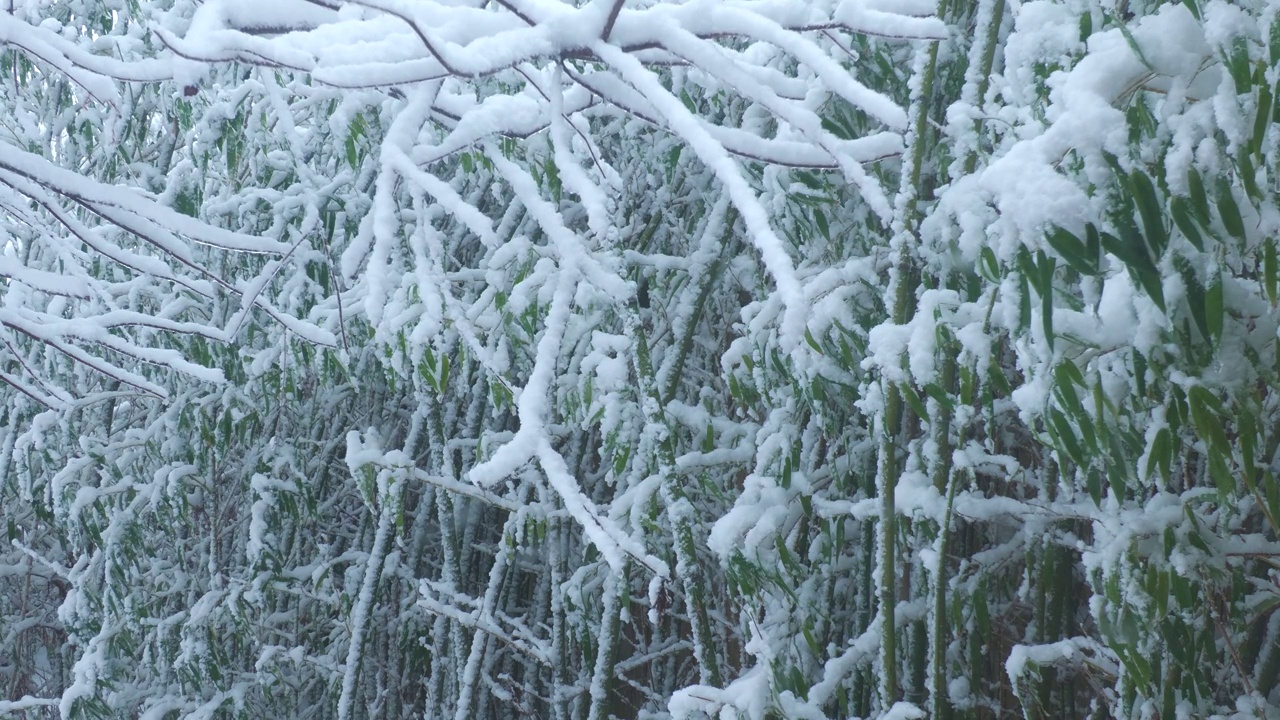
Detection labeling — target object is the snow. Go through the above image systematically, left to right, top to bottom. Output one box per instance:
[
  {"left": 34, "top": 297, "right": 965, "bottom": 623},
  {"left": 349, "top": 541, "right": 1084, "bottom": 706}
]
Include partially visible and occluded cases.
[
  {"left": 1005, "top": 639, "right": 1081, "bottom": 683},
  {"left": 669, "top": 663, "right": 772, "bottom": 720},
  {"left": 882, "top": 702, "right": 927, "bottom": 720}
]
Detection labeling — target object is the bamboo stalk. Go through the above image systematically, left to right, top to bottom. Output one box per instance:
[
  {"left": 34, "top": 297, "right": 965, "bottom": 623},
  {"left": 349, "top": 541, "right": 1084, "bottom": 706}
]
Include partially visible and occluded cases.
[
  {"left": 956, "top": 0, "right": 1007, "bottom": 175},
  {"left": 878, "top": 30, "right": 941, "bottom": 709},
  {"left": 619, "top": 208, "right": 729, "bottom": 688},
  {"left": 660, "top": 211, "right": 737, "bottom": 405},
  {"left": 633, "top": 315, "right": 722, "bottom": 686},
  {"left": 931, "top": 458, "right": 962, "bottom": 720},
  {"left": 337, "top": 474, "right": 399, "bottom": 720},
  {"left": 549, "top": 511, "right": 571, "bottom": 720},
  {"left": 586, "top": 566, "right": 628, "bottom": 720}
]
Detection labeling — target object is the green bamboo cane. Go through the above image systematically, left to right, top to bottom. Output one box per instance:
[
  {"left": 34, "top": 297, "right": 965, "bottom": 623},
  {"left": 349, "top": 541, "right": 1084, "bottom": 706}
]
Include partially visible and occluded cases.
[
  {"left": 962, "top": 0, "right": 1008, "bottom": 177},
  {"left": 878, "top": 32, "right": 941, "bottom": 709},
  {"left": 618, "top": 208, "right": 730, "bottom": 688},
  {"left": 631, "top": 314, "right": 722, "bottom": 687},
  {"left": 929, "top": 351, "right": 959, "bottom": 720},
  {"left": 548, "top": 511, "right": 571, "bottom": 720},
  {"left": 586, "top": 565, "right": 629, "bottom": 720}
]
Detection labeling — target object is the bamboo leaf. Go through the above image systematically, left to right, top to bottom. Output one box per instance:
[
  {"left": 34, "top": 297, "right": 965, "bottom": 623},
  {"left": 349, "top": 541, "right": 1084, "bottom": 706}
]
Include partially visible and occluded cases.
[
  {"left": 1226, "top": 37, "right": 1252, "bottom": 91},
  {"left": 1249, "top": 76, "right": 1269, "bottom": 157},
  {"left": 1238, "top": 151, "right": 1262, "bottom": 202},
  {"left": 1187, "top": 167, "right": 1211, "bottom": 222},
  {"left": 1130, "top": 170, "right": 1167, "bottom": 258},
  {"left": 1215, "top": 177, "right": 1246, "bottom": 240},
  {"left": 1170, "top": 197, "right": 1206, "bottom": 251},
  {"left": 814, "top": 208, "right": 830, "bottom": 240},
  {"left": 1046, "top": 225, "right": 1098, "bottom": 275},
  {"left": 1101, "top": 231, "right": 1165, "bottom": 312},
  {"left": 1266, "top": 238, "right": 1278, "bottom": 305},
  {"left": 980, "top": 246, "right": 1001, "bottom": 282},
  {"left": 1041, "top": 252, "right": 1056, "bottom": 352},
  {"left": 1178, "top": 259, "right": 1210, "bottom": 341},
  {"left": 1019, "top": 272, "right": 1032, "bottom": 331},
  {"left": 1204, "top": 274, "right": 1223, "bottom": 344},
  {"left": 1053, "top": 363, "right": 1084, "bottom": 416},
  {"left": 902, "top": 383, "right": 929, "bottom": 421},
  {"left": 924, "top": 383, "right": 955, "bottom": 413},
  {"left": 1188, "top": 386, "right": 1230, "bottom": 454},
  {"left": 1239, "top": 407, "right": 1257, "bottom": 478},
  {"left": 1048, "top": 408, "right": 1084, "bottom": 467},
  {"left": 1146, "top": 427, "right": 1171, "bottom": 485},
  {"left": 1208, "top": 450, "right": 1235, "bottom": 498},
  {"left": 1086, "top": 467, "right": 1104, "bottom": 507}
]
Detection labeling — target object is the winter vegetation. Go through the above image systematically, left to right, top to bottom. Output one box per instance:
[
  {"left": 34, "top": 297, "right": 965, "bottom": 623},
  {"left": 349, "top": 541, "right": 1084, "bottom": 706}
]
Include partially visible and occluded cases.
[{"left": 1, "top": 0, "right": 1279, "bottom": 718}]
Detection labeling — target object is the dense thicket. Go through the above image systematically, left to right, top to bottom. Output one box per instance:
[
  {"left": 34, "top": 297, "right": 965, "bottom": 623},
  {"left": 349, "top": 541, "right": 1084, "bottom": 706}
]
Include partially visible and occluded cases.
[{"left": 2, "top": 1, "right": 1279, "bottom": 718}]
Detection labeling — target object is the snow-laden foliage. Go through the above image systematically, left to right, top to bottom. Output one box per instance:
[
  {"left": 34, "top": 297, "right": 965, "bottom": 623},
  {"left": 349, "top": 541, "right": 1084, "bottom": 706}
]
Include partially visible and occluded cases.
[{"left": 1, "top": 0, "right": 1279, "bottom": 719}]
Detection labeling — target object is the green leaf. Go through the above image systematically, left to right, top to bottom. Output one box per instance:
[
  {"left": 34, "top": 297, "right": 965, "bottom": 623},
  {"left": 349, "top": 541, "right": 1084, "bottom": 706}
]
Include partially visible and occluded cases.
[
  {"left": 1272, "top": 14, "right": 1280, "bottom": 66},
  {"left": 1227, "top": 37, "right": 1252, "bottom": 91},
  {"left": 1253, "top": 80, "right": 1272, "bottom": 159},
  {"left": 680, "top": 88, "right": 697, "bottom": 113},
  {"left": 346, "top": 113, "right": 367, "bottom": 169},
  {"left": 821, "top": 116, "right": 852, "bottom": 140},
  {"left": 1238, "top": 151, "right": 1262, "bottom": 202},
  {"left": 544, "top": 158, "right": 562, "bottom": 200},
  {"left": 1187, "top": 168, "right": 1210, "bottom": 223},
  {"left": 1130, "top": 170, "right": 1167, "bottom": 258},
  {"left": 794, "top": 171, "right": 825, "bottom": 191},
  {"left": 1215, "top": 177, "right": 1246, "bottom": 240},
  {"left": 1170, "top": 197, "right": 1206, "bottom": 251},
  {"left": 1112, "top": 205, "right": 1148, "bottom": 262},
  {"left": 814, "top": 208, "right": 830, "bottom": 240},
  {"left": 1046, "top": 225, "right": 1099, "bottom": 275},
  {"left": 1101, "top": 231, "right": 1165, "bottom": 312},
  {"left": 1265, "top": 239, "right": 1278, "bottom": 305},
  {"left": 979, "top": 247, "right": 1001, "bottom": 282},
  {"left": 1018, "top": 247, "right": 1043, "bottom": 295},
  {"left": 1040, "top": 251, "right": 1056, "bottom": 352},
  {"left": 1179, "top": 260, "right": 1210, "bottom": 340},
  {"left": 1018, "top": 272, "right": 1032, "bottom": 331},
  {"left": 1204, "top": 275, "right": 1223, "bottom": 343},
  {"left": 1042, "top": 290, "right": 1055, "bottom": 352},
  {"left": 804, "top": 330, "right": 824, "bottom": 354},
  {"left": 438, "top": 353, "right": 451, "bottom": 393},
  {"left": 1053, "top": 363, "right": 1084, "bottom": 416},
  {"left": 989, "top": 364, "right": 1012, "bottom": 397},
  {"left": 960, "top": 366, "right": 975, "bottom": 405},
  {"left": 902, "top": 383, "right": 928, "bottom": 421},
  {"left": 924, "top": 383, "right": 955, "bottom": 413},
  {"left": 1188, "top": 386, "right": 1229, "bottom": 454},
  {"left": 1048, "top": 408, "right": 1084, "bottom": 467},
  {"left": 1239, "top": 408, "right": 1257, "bottom": 478},
  {"left": 1146, "top": 427, "right": 1171, "bottom": 485},
  {"left": 1107, "top": 433, "right": 1131, "bottom": 498},
  {"left": 612, "top": 445, "right": 631, "bottom": 476},
  {"left": 1208, "top": 450, "right": 1235, "bottom": 498},
  {"left": 1086, "top": 467, "right": 1104, "bottom": 507},
  {"left": 1266, "top": 472, "right": 1280, "bottom": 532},
  {"left": 802, "top": 625, "right": 822, "bottom": 658}
]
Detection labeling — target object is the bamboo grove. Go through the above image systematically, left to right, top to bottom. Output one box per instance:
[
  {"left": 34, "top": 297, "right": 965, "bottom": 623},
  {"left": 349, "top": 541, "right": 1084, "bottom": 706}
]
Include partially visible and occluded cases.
[{"left": 1, "top": 0, "right": 1279, "bottom": 718}]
